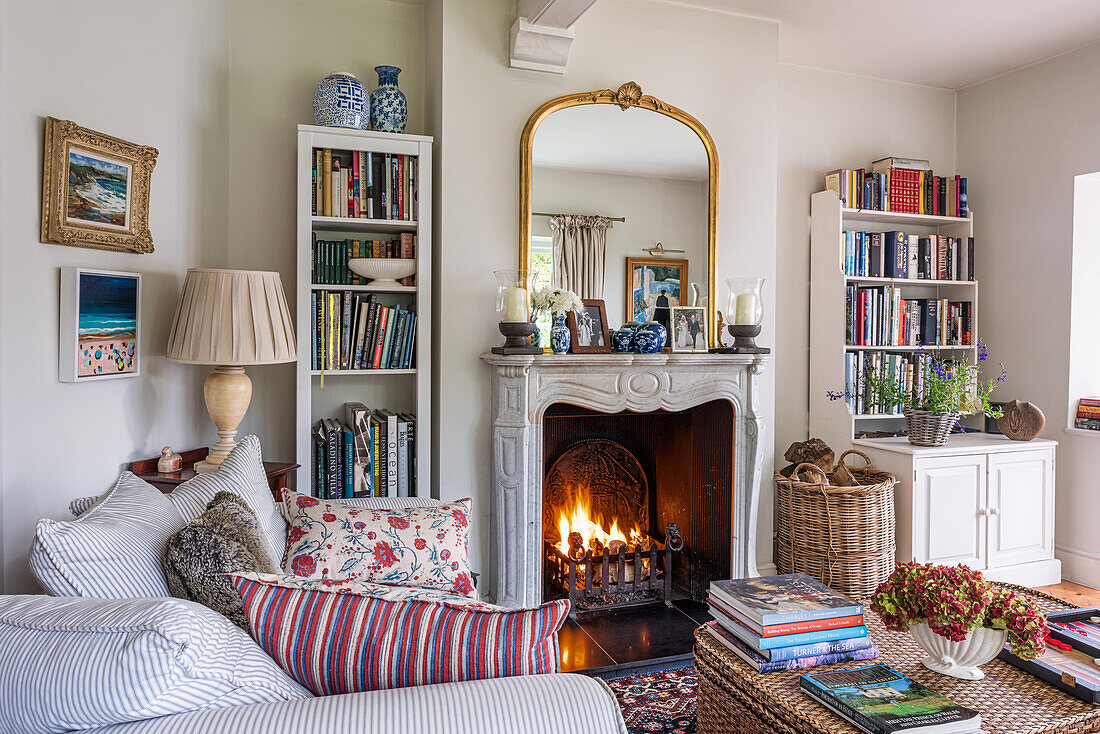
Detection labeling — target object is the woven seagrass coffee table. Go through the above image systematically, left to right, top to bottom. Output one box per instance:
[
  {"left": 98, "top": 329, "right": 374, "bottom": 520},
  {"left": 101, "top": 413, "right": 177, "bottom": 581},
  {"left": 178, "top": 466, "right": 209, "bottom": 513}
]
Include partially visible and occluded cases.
[{"left": 695, "top": 585, "right": 1100, "bottom": 734}]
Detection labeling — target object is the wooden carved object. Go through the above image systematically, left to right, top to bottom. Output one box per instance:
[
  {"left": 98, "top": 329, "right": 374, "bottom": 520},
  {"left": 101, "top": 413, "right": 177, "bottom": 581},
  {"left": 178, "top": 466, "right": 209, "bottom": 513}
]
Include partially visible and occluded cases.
[{"left": 998, "top": 400, "right": 1045, "bottom": 441}]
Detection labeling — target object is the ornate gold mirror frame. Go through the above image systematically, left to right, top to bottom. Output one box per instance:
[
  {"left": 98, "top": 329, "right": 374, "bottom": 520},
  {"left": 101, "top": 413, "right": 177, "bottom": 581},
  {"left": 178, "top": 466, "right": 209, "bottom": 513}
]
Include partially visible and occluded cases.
[{"left": 519, "top": 81, "right": 719, "bottom": 347}]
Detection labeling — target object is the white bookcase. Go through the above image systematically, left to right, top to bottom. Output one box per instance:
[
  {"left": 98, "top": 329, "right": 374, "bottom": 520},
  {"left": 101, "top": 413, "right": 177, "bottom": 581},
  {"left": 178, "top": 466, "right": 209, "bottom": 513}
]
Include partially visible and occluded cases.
[
  {"left": 295, "top": 125, "right": 432, "bottom": 497},
  {"left": 808, "top": 189, "right": 978, "bottom": 447},
  {"left": 808, "top": 189, "right": 1060, "bottom": 586}
]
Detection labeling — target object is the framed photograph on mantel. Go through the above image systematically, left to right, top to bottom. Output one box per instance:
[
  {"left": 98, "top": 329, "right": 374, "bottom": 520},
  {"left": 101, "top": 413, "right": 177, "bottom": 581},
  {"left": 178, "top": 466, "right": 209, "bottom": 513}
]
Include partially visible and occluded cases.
[
  {"left": 41, "top": 117, "right": 158, "bottom": 254},
  {"left": 626, "top": 257, "right": 687, "bottom": 323},
  {"left": 59, "top": 268, "right": 141, "bottom": 382},
  {"left": 567, "top": 299, "right": 612, "bottom": 354},
  {"left": 670, "top": 306, "right": 709, "bottom": 353}
]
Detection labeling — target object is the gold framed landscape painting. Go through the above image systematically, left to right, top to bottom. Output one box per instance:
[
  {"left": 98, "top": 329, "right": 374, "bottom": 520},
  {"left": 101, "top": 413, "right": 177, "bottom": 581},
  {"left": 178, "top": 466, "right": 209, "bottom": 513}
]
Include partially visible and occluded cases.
[{"left": 41, "top": 117, "right": 158, "bottom": 254}]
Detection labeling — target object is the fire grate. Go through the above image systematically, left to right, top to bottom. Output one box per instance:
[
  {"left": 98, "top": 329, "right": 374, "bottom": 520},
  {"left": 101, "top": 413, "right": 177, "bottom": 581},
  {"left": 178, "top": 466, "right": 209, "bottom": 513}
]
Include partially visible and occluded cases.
[{"left": 544, "top": 523, "right": 683, "bottom": 617}]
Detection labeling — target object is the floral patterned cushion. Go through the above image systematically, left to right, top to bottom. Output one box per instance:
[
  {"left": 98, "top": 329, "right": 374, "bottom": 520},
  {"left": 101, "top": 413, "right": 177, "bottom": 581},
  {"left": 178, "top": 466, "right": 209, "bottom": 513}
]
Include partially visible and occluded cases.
[{"left": 280, "top": 490, "right": 476, "bottom": 598}]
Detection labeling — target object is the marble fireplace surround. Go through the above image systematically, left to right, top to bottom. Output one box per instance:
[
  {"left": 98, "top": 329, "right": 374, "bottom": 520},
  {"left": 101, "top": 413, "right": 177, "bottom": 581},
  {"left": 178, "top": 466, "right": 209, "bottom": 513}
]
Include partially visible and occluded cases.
[{"left": 480, "top": 352, "right": 771, "bottom": 608}]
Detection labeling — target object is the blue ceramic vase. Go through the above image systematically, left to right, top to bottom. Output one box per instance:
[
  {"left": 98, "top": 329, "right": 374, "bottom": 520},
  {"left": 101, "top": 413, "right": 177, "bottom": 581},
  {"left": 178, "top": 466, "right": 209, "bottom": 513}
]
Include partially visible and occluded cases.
[
  {"left": 370, "top": 65, "right": 408, "bottom": 133},
  {"left": 313, "top": 72, "right": 369, "bottom": 129},
  {"left": 550, "top": 313, "right": 570, "bottom": 354},
  {"left": 530, "top": 321, "right": 542, "bottom": 348},
  {"left": 633, "top": 321, "right": 667, "bottom": 354},
  {"left": 612, "top": 322, "right": 641, "bottom": 353}
]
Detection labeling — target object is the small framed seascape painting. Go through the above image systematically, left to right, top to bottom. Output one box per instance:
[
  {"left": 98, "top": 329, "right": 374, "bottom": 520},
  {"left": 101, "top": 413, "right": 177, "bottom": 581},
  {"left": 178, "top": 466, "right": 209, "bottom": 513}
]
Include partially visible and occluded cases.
[
  {"left": 41, "top": 117, "right": 158, "bottom": 254},
  {"left": 626, "top": 257, "right": 687, "bottom": 323},
  {"left": 59, "top": 268, "right": 141, "bottom": 382},
  {"left": 567, "top": 299, "right": 612, "bottom": 354},
  {"left": 670, "top": 306, "right": 709, "bottom": 353}
]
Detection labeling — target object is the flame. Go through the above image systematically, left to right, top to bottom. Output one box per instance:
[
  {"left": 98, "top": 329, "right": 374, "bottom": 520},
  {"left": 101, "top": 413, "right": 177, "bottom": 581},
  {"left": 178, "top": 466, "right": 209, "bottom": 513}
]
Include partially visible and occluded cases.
[{"left": 555, "top": 495, "right": 646, "bottom": 556}]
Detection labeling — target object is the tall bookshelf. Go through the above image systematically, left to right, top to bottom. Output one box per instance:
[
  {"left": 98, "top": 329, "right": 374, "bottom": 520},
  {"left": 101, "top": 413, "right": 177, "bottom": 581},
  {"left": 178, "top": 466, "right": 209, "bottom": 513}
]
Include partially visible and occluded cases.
[
  {"left": 295, "top": 125, "right": 432, "bottom": 497},
  {"left": 808, "top": 190, "right": 978, "bottom": 450}
]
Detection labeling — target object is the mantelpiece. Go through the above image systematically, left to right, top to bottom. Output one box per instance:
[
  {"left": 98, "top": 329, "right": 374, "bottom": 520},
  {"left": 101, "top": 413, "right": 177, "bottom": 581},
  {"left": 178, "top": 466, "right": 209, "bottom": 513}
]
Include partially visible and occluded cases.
[{"left": 480, "top": 352, "right": 770, "bottom": 608}]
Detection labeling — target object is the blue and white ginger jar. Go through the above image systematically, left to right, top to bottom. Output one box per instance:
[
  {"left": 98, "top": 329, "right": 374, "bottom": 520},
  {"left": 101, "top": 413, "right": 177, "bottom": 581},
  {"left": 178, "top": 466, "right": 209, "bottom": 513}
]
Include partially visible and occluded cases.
[
  {"left": 370, "top": 65, "right": 408, "bottom": 133},
  {"left": 313, "top": 72, "right": 368, "bottom": 129},
  {"left": 550, "top": 313, "right": 571, "bottom": 355},
  {"left": 633, "top": 321, "right": 667, "bottom": 354},
  {"left": 612, "top": 322, "right": 641, "bottom": 353}
]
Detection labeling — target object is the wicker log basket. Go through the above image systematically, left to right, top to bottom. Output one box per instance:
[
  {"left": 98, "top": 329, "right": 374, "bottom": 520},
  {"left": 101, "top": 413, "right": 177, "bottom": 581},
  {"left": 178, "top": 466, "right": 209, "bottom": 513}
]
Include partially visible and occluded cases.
[
  {"left": 903, "top": 409, "right": 959, "bottom": 447},
  {"left": 775, "top": 450, "right": 896, "bottom": 599}
]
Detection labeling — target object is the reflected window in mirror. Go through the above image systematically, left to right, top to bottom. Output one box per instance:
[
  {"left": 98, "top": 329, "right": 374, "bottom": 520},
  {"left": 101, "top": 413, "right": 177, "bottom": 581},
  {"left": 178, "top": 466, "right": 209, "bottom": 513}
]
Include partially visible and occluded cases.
[{"left": 531, "top": 236, "right": 553, "bottom": 347}]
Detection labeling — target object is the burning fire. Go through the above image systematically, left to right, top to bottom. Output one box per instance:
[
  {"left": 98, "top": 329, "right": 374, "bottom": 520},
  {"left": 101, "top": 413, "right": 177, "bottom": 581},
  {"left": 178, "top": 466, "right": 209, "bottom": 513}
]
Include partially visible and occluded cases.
[{"left": 555, "top": 497, "right": 647, "bottom": 556}]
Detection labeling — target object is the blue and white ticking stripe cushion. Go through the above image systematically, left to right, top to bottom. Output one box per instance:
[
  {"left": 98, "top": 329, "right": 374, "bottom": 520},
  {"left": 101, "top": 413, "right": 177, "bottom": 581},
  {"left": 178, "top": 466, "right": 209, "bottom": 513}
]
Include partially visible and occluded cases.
[
  {"left": 166, "top": 435, "right": 287, "bottom": 564},
  {"left": 28, "top": 473, "right": 185, "bottom": 598},
  {"left": 0, "top": 595, "right": 310, "bottom": 734},
  {"left": 74, "top": 674, "right": 628, "bottom": 734}
]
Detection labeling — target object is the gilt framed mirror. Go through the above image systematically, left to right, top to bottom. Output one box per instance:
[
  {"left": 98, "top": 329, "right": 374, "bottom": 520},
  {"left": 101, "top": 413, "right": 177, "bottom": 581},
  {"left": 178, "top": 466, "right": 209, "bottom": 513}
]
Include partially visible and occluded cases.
[{"left": 519, "top": 81, "right": 718, "bottom": 348}]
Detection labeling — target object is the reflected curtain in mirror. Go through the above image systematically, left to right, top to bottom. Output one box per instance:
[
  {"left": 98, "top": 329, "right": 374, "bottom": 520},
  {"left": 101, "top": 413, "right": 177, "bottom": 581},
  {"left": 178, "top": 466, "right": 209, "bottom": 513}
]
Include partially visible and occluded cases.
[{"left": 549, "top": 215, "right": 614, "bottom": 299}]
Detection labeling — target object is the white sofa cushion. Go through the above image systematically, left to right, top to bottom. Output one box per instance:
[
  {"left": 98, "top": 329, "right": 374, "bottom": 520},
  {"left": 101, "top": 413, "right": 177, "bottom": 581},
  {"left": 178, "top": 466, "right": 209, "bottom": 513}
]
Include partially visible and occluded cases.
[
  {"left": 166, "top": 435, "right": 287, "bottom": 564},
  {"left": 29, "top": 473, "right": 185, "bottom": 598},
  {"left": 0, "top": 595, "right": 310, "bottom": 734},
  {"left": 71, "top": 674, "right": 627, "bottom": 734}
]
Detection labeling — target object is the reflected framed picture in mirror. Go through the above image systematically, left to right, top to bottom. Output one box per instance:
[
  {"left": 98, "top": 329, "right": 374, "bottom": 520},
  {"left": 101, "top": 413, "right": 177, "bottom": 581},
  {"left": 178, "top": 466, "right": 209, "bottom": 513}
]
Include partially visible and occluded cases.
[
  {"left": 626, "top": 257, "right": 687, "bottom": 324},
  {"left": 566, "top": 299, "right": 612, "bottom": 353},
  {"left": 670, "top": 306, "right": 708, "bottom": 353}
]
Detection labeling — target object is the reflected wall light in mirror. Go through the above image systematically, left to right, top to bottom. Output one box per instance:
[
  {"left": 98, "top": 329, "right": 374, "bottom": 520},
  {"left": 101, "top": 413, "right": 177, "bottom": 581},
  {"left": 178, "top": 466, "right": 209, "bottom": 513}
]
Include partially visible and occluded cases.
[{"left": 519, "top": 81, "right": 720, "bottom": 347}]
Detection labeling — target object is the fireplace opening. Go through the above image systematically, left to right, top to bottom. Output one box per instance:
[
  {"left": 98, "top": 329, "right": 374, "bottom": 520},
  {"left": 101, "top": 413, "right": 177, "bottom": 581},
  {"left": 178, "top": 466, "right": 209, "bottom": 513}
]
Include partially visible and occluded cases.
[{"left": 542, "top": 400, "right": 735, "bottom": 615}]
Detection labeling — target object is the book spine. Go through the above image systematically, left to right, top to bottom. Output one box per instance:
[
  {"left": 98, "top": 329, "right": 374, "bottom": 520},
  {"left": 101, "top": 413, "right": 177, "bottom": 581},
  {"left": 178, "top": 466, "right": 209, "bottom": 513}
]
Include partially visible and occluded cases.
[
  {"left": 322, "top": 149, "right": 332, "bottom": 217},
  {"left": 351, "top": 151, "right": 360, "bottom": 218},
  {"left": 397, "top": 155, "right": 405, "bottom": 220},
  {"left": 341, "top": 290, "right": 353, "bottom": 370},
  {"left": 372, "top": 307, "right": 389, "bottom": 369},
  {"left": 386, "top": 413, "right": 398, "bottom": 497},
  {"left": 406, "top": 415, "right": 417, "bottom": 495},
  {"left": 372, "top": 417, "right": 383, "bottom": 496},
  {"left": 397, "top": 418, "right": 409, "bottom": 497},
  {"left": 325, "top": 421, "right": 340, "bottom": 501},
  {"left": 343, "top": 426, "right": 353, "bottom": 499},
  {"left": 760, "top": 614, "right": 866, "bottom": 638},
  {"left": 767, "top": 635, "right": 875, "bottom": 661},
  {"left": 758, "top": 646, "right": 879, "bottom": 673}
]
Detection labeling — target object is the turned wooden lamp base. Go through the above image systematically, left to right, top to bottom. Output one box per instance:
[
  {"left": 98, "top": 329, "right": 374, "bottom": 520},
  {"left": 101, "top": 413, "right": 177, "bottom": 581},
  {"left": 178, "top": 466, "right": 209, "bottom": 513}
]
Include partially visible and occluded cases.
[
  {"left": 491, "top": 321, "right": 543, "bottom": 356},
  {"left": 710, "top": 324, "right": 771, "bottom": 355},
  {"left": 194, "top": 365, "right": 253, "bottom": 473}
]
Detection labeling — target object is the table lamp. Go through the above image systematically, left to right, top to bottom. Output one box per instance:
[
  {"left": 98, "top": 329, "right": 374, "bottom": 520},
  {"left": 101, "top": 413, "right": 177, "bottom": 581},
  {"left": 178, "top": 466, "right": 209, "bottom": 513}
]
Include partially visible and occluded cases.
[{"left": 166, "top": 268, "right": 296, "bottom": 473}]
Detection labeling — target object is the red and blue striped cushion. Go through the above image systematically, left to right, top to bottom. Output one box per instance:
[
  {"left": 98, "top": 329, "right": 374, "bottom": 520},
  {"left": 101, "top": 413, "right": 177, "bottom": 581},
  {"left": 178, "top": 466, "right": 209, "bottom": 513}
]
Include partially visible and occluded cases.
[{"left": 230, "top": 574, "right": 568, "bottom": 695}]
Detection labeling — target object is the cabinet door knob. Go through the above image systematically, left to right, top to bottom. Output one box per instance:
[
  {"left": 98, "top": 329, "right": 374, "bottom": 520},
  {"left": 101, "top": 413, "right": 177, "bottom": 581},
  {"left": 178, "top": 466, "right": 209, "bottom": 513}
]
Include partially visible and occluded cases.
[
  {"left": 990, "top": 507, "right": 1000, "bottom": 516},
  {"left": 979, "top": 508, "right": 990, "bottom": 516}
]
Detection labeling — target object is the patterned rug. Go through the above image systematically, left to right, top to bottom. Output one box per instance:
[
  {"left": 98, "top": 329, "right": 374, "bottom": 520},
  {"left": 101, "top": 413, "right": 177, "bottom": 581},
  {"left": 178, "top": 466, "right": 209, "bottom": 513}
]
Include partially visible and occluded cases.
[{"left": 606, "top": 665, "right": 697, "bottom": 734}]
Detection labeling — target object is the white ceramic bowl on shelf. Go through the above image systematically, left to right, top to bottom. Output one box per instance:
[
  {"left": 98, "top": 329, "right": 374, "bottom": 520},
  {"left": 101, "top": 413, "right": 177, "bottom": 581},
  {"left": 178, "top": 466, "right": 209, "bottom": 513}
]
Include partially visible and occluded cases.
[{"left": 348, "top": 258, "right": 416, "bottom": 287}]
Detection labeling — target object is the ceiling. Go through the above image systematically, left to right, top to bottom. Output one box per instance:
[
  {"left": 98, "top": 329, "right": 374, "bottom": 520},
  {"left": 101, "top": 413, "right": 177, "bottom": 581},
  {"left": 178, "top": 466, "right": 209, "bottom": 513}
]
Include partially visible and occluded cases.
[
  {"left": 661, "top": 0, "right": 1100, "bottom": 89},
  {"left": 532, "top": 104, "right": 708, "bottom": 179}
]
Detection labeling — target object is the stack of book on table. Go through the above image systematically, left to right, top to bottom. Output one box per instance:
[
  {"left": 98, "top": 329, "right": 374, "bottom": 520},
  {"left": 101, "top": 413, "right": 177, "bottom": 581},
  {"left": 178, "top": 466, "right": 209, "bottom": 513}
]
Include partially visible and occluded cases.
[
  {"left": 704, "top": 573, "right": 880, "bottom": 673},
  {"left": 801, "top": 664, "right": 982, "bottom": 733}
]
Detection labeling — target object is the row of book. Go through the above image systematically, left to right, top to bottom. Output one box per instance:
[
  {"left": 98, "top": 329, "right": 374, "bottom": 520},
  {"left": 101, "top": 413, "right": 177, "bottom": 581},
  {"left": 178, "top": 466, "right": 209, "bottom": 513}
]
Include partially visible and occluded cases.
[
  {"left": 312, "top": 148, "right": 417, "bottom": 221},
  {"left": 825, "top": 156, "right": 968, "bottom": 217},
  {"left": 843, "top": 231, "right": 974, "bottom": 282},
  {"left": 312, "top": 234, "right": 416, "bottom": 286},
  {"left": 846, "top": 286, "right": 973, "bottom": 348},
  {"left": 312, "top": 291, "right": 416, "bottom": 371},
  {"left": 844, "top": 352, "right": 931, "bottom": 416},
  {"left": 1075, "top": 396, "right": 1100, "bottom": 430},
  {"left": 313, "top": 403, "right": 417, "bottom": 500},
  {"left": 703, "top": 574, "right": 879, "bottom": 674}
]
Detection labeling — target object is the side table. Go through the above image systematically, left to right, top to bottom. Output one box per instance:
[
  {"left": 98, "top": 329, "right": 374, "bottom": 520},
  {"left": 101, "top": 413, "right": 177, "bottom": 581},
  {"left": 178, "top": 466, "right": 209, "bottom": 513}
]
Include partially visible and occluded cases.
[
  {"left": 131, "top": 447, "right": 299, "bottom": 501},
  {"left": 694, "top": 585, "right": 1100, "bottom": 734}
]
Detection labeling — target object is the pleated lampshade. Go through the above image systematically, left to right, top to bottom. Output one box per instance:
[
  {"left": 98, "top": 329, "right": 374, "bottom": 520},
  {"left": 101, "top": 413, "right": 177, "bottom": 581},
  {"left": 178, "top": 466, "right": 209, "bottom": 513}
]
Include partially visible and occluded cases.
[{"left": 166, "top": 268, "right": 296, "bottom": 365}]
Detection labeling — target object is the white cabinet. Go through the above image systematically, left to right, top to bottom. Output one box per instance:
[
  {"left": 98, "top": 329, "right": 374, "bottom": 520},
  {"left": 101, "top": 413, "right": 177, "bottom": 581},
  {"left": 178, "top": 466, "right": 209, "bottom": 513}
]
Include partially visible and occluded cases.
[{"left": 856, "top": 435, "right": 1060, "bottom": 587}]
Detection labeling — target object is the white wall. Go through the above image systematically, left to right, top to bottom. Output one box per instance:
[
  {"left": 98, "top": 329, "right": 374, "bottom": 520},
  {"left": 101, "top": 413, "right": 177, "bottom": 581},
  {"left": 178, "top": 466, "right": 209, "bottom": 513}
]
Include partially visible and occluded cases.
[
  {"left": 0, "top": 0, "right": 230, "bottom": 592},
  {"left": 225, "top": 0, "right": 427, "bottom": 461},
  {"left": 430, "top": 0, "right": 779, "bottom": 599},
  {"left": 957, "top": 42, "right": 1100, "bottom": 586},
  {"left": 776, "top": 64, "right": 956, "bottom": 466},
  {"left": 531, "top": 166, "right": 709, "bottom": 326},
  {"left": 1068, "top": 173, "right": 1100, "bottom": 419}
]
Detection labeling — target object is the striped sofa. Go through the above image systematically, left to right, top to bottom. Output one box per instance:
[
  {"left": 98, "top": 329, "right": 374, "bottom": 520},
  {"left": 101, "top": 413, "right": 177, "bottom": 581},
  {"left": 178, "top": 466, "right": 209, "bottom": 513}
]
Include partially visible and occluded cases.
[{"left": 5, "top": 442, "right": 628, "bottom": 734}]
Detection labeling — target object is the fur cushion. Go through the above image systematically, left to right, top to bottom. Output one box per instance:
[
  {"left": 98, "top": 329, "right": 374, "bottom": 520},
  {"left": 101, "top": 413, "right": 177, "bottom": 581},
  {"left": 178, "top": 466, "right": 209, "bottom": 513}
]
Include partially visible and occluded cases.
[{"left": 164, "top": 492, "right": 277, "bottom": 629}]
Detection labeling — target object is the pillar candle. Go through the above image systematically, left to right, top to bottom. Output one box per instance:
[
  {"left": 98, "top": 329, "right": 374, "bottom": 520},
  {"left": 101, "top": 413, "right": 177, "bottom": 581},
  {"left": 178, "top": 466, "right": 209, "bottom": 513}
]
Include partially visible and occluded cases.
[
  {"left": 502, "top": 286, "right": 529, "bottom": 322},
  {"left": 734, "top": 293, "right": 759, "bottom": 325}
]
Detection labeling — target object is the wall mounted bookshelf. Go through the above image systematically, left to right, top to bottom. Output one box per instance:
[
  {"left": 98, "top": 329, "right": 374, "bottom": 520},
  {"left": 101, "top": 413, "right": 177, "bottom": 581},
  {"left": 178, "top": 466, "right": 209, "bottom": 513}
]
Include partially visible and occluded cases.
[
  {"left": 296, "top": 125, "right": 432, "bottom": 498},
  {"left": 809, "top": 190, "right": 979, "bottom": 449}
]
